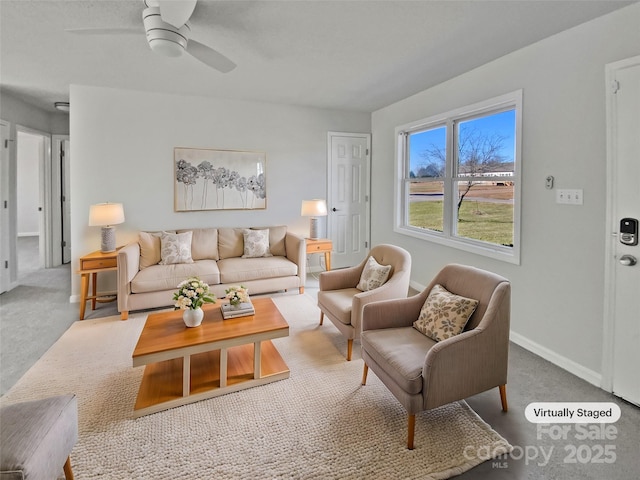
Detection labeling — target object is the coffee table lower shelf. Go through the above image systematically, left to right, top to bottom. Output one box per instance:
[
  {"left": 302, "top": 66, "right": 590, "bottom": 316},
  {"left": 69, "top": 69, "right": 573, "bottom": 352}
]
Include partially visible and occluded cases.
[{"left": 133, "top": 340, "right": 289, "bottom": 417}]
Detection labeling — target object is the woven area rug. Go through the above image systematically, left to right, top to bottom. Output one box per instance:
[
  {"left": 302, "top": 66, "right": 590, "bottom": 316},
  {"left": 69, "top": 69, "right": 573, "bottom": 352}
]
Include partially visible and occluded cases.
[{"left": 1, "top": 294, "right": 511, "bottom": 479}]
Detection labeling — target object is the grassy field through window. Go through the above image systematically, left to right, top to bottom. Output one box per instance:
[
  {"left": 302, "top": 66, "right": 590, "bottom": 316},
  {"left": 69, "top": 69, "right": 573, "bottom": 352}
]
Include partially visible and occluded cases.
[{"left": 409, "top": 184, "right": 514, "bottom": 246}]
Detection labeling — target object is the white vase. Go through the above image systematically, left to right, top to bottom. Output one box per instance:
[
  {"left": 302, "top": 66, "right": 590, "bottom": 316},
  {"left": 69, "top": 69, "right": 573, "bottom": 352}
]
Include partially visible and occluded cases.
[{"left": 183, "top": 307, "right": 204, "bottom": 327}]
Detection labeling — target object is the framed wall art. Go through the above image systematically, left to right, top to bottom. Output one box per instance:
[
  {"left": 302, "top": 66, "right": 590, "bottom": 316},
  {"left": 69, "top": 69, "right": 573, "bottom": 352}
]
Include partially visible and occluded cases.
[{"left": 174, "top": 147, "right": 266, "bottom": 211}]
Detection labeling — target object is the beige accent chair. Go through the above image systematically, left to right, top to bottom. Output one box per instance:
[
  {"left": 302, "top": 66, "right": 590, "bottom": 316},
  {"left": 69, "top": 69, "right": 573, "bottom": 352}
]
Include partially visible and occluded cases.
[
  {"left": 317, "top": 244, "right": 411, "bottom": 361},
  {"left": 360, "top": 264, "right": 510, "bottom": 449}
]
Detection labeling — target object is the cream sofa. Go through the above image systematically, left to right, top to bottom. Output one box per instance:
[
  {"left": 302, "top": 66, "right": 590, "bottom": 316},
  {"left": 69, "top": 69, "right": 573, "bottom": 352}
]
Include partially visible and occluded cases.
[{"left": 117, "top": 226, "right": 305, "bottom": 320}]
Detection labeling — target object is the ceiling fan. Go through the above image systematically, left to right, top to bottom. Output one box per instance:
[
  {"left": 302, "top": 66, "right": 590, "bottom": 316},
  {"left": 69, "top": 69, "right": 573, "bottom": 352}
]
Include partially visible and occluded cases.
[{"left": 67, "top": 0, "right": 236, "bottom": 73}]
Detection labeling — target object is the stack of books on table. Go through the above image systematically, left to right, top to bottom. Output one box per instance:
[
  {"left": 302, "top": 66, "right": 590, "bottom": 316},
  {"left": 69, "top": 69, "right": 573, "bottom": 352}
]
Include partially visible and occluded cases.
[{"left": 221, "top": 302, "right": 255, "bottom": 319}]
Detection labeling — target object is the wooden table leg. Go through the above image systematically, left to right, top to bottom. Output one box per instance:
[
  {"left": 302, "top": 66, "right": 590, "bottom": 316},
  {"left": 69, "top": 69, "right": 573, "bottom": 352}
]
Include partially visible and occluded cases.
[
  {"left": 325, "top": 251, "right": 331, "bottom": 271},
  {"left": 91, "top": 272, "right": 97, "bottom": 310},
  {"left": 79, "top": 273, "right": 89, "bottom": 320},
  {"left": 254, "top": 342, "right": 262, "bottom": 379},
  {"left": 220, "top": 348, "right": 228, "bottom": 388},
  {"left": 182, "top": 355, "right": 190, "bottom": 397}
]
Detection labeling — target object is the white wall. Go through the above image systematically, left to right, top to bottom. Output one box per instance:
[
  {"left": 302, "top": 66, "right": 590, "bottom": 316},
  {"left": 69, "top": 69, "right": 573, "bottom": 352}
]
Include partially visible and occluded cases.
[
  {"left": 371, "top": 3, "right": 640, "bottom": 382},
  {"left": 70, "top": 85, "right": 370, "bottom": 296}
]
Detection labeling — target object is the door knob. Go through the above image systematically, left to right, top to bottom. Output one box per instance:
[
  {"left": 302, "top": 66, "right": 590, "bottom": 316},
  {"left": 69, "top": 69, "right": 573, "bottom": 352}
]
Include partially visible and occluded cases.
[
  {"left": 332, "top": 207, "right": 338, "bottom": 212},
  {"left": 619, "top": 255, "right": 637, "bottom": 266}
]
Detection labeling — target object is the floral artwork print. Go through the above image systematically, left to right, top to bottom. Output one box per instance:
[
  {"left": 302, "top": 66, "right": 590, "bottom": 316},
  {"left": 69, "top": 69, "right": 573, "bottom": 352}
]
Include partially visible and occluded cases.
[{"left": 175, "top": 148, "right": 266, "bottom": 211}]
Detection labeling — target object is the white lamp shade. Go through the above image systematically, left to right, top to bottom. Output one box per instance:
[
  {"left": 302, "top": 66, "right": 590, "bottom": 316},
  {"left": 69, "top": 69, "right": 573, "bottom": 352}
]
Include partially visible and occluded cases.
[
  {"left": 301, "top": 199, "right": 328, "bottom": 217},
  {"left": 89, "top": 203, "right": 125, "bottom": 227}
]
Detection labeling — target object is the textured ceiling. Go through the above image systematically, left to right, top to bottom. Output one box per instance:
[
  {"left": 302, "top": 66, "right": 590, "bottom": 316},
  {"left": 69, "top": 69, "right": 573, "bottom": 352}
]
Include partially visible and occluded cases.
[{"left": 0, "top": 0, "right": 635, "bottom": 113}]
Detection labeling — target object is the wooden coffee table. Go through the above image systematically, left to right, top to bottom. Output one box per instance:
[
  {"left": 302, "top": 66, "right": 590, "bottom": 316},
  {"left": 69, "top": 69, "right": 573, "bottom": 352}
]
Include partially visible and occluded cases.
[{"left": 132, "top": 297, "right": 290, "bottom": 417}]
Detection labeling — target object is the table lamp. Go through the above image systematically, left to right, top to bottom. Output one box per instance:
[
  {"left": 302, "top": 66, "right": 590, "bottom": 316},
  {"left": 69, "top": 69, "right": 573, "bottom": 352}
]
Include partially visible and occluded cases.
[
  {"left": 301, "top": 199, "right": 327, "bottom": 239},
  {"left": 89, "top": 203, "right": 125, "bottom": 253}
]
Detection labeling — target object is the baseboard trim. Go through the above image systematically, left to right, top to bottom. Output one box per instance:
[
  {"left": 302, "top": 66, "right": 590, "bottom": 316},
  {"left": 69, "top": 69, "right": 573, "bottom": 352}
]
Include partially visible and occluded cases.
[
  {"left": 69, "top": 294, "right": 79, "bottom": 304},
  {"left": 509, "top": 331, "right": 602, "bottom": 387}
]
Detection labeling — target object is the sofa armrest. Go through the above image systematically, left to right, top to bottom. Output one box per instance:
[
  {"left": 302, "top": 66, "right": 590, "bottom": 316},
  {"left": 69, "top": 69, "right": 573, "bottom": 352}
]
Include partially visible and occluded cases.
[
  {"left": 285, "top": 232, "right": 306, "bottom": 286},
  {"left": 117, "top": 242, "right": 140, "bottom": 315},
  {"left": 318, "top": 264, "right": 364, "bottom": 291},
  {"left": 361, "top": 290, "right": 426, "bottom": 331},
  {"left": 421, "top": 326, "right": 508, "bottom": 409}
]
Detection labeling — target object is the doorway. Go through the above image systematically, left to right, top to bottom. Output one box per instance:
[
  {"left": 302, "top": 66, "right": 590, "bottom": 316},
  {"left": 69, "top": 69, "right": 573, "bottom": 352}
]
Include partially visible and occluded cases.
[
  {"left": 603, "top": 55, "right": 640, "bottom": 406},
  {"left": 16, "top": 128, "right": 47, "bottom": 278},
  {"left": 327, "top": 132, "right": 371, "bottom": 269}
]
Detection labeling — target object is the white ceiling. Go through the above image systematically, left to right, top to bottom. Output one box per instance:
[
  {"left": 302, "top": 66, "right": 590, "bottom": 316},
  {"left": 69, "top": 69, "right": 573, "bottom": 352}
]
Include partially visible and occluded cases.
[{"left": 0, "top": 0, "right": 635, "bottom": 114}]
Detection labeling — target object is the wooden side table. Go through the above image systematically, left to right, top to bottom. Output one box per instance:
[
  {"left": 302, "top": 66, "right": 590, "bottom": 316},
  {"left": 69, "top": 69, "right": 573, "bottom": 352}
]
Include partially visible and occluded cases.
[
  {"left": 306, "top": 238, "right": 332, "bottom": 271},
  {"left": 77, "top": 248, "right": 119, "bottom": 320}
]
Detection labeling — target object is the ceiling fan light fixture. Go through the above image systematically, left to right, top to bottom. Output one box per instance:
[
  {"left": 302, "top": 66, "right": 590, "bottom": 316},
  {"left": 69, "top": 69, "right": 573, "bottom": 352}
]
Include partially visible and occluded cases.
[
  {"left": 142, "top": 7, "right": 190, "bottom": 57},
  {"left": 149, "top": 38, "right": 185, "bottom": 57},
  {"left": 54, "top": 102, "right": 70, "bottom": 112}
]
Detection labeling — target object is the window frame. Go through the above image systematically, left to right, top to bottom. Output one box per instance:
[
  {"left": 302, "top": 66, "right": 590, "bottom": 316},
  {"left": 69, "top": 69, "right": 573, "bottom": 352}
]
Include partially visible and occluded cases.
[{"left": 394, "top": 90, "right": 522, "bottom": 264}]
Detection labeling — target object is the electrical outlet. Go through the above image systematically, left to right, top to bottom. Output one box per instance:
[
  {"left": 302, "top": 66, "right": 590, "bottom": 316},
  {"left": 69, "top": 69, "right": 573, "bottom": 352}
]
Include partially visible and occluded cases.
[{"left": 556, "top": 189, "right": 583, "bottom": 205}]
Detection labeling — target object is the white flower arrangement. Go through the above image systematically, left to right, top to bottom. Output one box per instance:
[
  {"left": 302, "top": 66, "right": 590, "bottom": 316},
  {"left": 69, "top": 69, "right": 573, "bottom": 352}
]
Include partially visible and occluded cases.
[
  {"left": 173, "top": 277, "right": 216, "bottom": 310},
  {"left": 225, "top": 285, "right": 249, "bottom": 306}
]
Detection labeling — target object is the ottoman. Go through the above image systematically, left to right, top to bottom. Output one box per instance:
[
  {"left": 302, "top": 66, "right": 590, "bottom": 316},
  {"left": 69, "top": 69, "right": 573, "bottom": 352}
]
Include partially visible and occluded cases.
[{"left": 0, "top": 394, "right": 78, "bottom": 480}]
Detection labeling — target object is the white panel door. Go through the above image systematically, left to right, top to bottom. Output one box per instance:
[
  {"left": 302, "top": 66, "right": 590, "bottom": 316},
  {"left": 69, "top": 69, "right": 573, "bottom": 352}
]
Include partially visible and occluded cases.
[
  {"left": 606, "top": 57, "right": 640, "bottom": 406},
  {"left": 0, "top": 121, "right": 10, "bottom": 293},
  {"left": 328, "top": 133, "right": 370, "bottom": 268},
  {"left": 62, "top": 139, "right": 71, "bottom": 264}
]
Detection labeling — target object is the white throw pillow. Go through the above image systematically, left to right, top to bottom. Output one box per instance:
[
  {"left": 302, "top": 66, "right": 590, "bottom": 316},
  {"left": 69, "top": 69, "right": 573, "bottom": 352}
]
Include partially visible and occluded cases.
[
  {"left": 242, "top": 229, "right": 272, "bottom": 258},
  {"left": 159, "top": 231, "right": 194, "bottom": 265},
  {"left": 356, "top": 256, "right": 392, "bottom": 291},
  {"left": 413, "top": 284, "right": 479, "bottom": 342}
]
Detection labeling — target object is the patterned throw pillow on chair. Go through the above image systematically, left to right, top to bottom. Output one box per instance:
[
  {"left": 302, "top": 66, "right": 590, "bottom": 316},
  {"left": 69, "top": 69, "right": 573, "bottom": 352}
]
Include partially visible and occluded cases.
[
  {"left": 357, "top": 256, "right": 392, "bottom": 291},
  {"left": 413, "top": 284, "right": 479, "bottom": 341}
]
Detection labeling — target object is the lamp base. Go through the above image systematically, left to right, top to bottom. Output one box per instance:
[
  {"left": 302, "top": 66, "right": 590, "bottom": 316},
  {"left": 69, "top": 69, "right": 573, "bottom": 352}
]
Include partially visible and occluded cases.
[
  {"left": 309, "top": 217, "right": 320, "bottom": 240},
  {"left": 100, "top": 226, "right": 116, "bottom": 253}
]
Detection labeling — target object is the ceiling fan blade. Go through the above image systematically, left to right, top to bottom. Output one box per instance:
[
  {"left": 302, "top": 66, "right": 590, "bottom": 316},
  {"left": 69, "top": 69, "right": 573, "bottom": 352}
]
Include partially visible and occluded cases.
[
  {"left": 158, "top": 0, "right": 197, "bottom": 28},
  {"left": 65, "top": 27, "right": 142, "bottom": 35},
  {"left": 187, "top": 40, "right": 236, "bottom": 73}
]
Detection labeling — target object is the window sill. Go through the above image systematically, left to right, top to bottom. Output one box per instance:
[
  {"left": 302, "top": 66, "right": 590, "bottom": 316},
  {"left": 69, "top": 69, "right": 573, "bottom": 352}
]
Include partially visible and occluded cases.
[{"left": 395, "top": 225, "right": 520, "bottom": 265}]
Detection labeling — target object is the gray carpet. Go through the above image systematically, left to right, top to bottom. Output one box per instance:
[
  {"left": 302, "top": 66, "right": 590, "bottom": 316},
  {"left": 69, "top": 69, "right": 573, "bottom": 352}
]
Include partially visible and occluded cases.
[{"left": 1, "top": 261, "right": 639, "bottom": 479}]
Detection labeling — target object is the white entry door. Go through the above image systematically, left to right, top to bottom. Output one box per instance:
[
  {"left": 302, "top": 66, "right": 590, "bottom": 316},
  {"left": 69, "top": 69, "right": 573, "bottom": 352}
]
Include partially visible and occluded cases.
[
  {"left": 604, "top": 56, "right": 640, "bottom": 406},
  {"left": 0, "top": 120, "right": 10, "bottom": 293},
  {"left": 327, "top": 132, "right": 370, "bottom": 268}
]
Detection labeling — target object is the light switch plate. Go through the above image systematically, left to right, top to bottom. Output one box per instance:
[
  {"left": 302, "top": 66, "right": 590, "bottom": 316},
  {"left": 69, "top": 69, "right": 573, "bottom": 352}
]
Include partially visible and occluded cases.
[{"left": 556, "top": 189, "right": 583, "bottom": 205}]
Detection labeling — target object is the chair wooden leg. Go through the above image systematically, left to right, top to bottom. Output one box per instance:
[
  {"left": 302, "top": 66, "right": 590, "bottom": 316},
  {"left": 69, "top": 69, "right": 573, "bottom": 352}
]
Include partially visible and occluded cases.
[
  {"left": 319, "top": 312, "right": 324, "bottom": 325},
  {"left": 346, "top": 339, "right": 353, "bottom": 361},
  {"left": 361, "top": 363, "right": 368, "bottom": 385},
  {"left": 499, "top": 384, "right": 508, "bottom": 412},
  {"left": 407, "top": 414, "right": 415, "bottom": 450},
  {"left": 63, "top": 456, "right": 74, "bottom": 480}
]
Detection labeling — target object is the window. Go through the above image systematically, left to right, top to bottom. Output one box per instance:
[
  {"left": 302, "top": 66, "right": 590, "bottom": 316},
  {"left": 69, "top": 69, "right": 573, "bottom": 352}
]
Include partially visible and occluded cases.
[{"left": 395, "top": 91, "right": 522, "bottom": 263}]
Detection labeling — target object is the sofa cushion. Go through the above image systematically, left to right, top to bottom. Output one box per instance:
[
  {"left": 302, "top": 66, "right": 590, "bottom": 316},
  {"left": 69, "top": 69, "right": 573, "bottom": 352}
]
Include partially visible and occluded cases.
[
  {"left": 252, "top": 225, "right": 287, "bottom": 257},
  {"left": 178, "top": 228, "right": 219, "bottom": 261},
  {"left": 218, "top": 228, "right": 244, "bottom": 259},
  {"left": 242, "top": 229, "right": 272, "bottom": 258},
  {"left": 139, "top": 231, "right": 174, "bottom": 269},
  {"left": 217, "top": 256, "right": 297, "bottom": 284},
  {"left": 131, "top": 260, "right": 220, "bottom": 293},
  {"left": 413, "top": 284, "right": 479, "bottom": 342},
  {"left": 316, "top": 288, "right": 361, "bottom": 326},
  {"left": 361, "top": 327, "right": 436, "bottom": 394}
]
